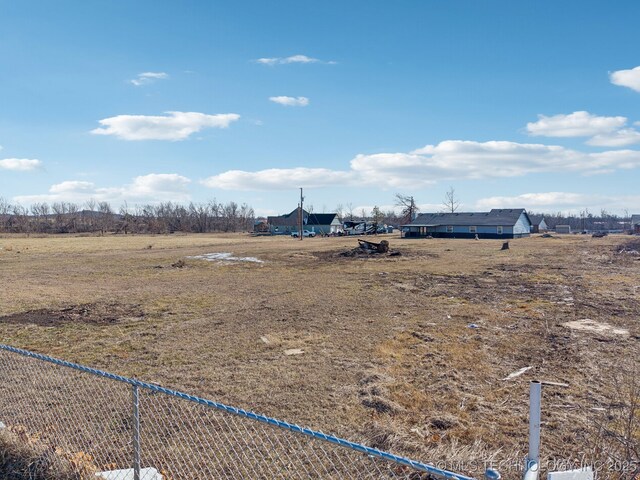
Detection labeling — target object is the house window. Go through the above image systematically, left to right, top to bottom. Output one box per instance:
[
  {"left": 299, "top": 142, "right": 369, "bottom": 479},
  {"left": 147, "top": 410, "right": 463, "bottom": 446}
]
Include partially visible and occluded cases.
[
  {"left": 446, "top": 225, "right": 454, "bottom": 233},
  {"left": 469, "top": 226, "right": 477, "bottom": 233},
  {"left": 497, "top": 226, "right": 503, "bottom": 234}
]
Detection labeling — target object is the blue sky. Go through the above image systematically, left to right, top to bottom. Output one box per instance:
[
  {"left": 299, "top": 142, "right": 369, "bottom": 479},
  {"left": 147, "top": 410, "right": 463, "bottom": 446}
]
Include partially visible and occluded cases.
[{"left": 1, "top": 0, "right": 640, "bottom": 217}]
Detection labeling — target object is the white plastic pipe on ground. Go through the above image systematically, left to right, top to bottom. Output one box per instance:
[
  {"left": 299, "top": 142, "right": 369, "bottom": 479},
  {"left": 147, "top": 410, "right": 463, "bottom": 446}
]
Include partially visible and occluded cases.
[{"left": 524, "top": 381, "right": 542, "bottom": 480}]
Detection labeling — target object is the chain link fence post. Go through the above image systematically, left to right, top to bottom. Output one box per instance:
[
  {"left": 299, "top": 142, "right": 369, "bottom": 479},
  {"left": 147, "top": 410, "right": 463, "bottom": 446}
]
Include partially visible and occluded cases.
[{"left": 132, "top": 384, "right": 141, "bottom": 480}]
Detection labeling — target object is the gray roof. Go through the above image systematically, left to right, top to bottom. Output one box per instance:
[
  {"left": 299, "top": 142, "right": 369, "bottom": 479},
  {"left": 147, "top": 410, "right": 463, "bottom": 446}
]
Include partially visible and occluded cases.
[
  {"left": 267, "top": 208, "right": 308, "bottom": 227},
  {"left": 268, "top": 209, "right": 340, "bottom": 227},
  {"left": 407, "top": 209, "right": 531, "bottom": 227},
  {"left": 307, "top": 213, "right": 339, "bottom": 226},
  {"left": 528, "top": 214, "right": 546, "bottom": 226},
  {"left": 632, "top": 215, "right": 640, "bottom": 225}
]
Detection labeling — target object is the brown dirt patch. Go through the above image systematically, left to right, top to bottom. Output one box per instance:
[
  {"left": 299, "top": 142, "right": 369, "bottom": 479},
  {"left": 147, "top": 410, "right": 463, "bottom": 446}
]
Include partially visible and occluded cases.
[{"left": 0, "top": 303, "right": 144, "bottom": 327}]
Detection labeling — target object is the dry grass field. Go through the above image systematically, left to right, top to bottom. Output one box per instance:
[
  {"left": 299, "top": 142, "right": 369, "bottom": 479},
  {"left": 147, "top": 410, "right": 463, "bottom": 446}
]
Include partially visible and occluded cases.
[{"left": 1, "top": 232, "right": 638, "bottom": 478}]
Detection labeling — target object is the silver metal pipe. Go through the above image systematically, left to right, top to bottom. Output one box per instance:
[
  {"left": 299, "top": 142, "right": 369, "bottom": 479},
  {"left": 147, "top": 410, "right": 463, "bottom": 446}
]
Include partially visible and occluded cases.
[
  {"left": 529, "top": 381, "right": 541, "bottom": 464},
  {"left": 132, "top": 385, "right": 141, "bottom": 480}
]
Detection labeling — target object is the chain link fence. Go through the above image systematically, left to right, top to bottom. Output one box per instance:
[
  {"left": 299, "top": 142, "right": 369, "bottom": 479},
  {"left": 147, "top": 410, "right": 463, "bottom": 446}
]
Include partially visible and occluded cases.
[{"left": 0, "top": 344, "right": 478, "bottom": 480}]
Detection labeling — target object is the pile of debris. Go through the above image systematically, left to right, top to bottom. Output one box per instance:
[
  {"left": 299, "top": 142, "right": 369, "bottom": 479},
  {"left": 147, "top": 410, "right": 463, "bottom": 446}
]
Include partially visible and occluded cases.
[
  {"left": 340, "top": 239, "right": 401, "bottom": 257},
  {"left": 615, "top": 239, "right": 640, "bottom": 255}
]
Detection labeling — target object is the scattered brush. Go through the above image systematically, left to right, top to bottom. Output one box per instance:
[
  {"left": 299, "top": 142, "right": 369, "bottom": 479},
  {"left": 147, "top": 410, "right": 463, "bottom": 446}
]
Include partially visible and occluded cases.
[
  {"left": 615, "top": 239, "right": 640, "bottom": 255},
  {"left": 0, "top": 427, "right": 95, "bottom": 480}
]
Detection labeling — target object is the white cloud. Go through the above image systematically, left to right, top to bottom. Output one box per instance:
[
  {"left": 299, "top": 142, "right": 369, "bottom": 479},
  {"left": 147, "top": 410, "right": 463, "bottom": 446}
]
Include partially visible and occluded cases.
[
  {"left": 255, "top": 54, "right": 334, "bottom": 65},
  {"left": 610, "top": 66, "right": 640, "bottom": 93},
  {"left": 130, "top": 72, "right": 169, "bottom": 86},
  {"left": 269, "top": 96, "right": 309, "bottom": 107},
  {"left": 91, "top": 111, "right": 240, "bottom": 141},
  {"left": 526, "top": 111, "right": 626, "bottom": 137},
  {"left": 586, "top": 128, "right": 640, "bottom": 147},
  {"left": 202, "top": 140, "right": 640, "bottom": 191},
  {"left": 408, "top": 140, "right": 587, "bottom": 178},
  {"left": 588, "top": 149, "right": 640, "bottom": 171},
  {"left": 349, "top": 153, "right": 438, "bottom": 188},
  {"left": 0, "top": 158, "right": 42, "bottom": 171},
  {"left": 202, "top": 168, "right": 354, "bottom": 190},
  {"left": 14, "top": 173, "right": 191, "bottom": 206},
  {"left": 126, "top": 173, "right": 191, "bottom": 197},
  {"left": 50, "top": 181, "right": 95, "bottom": 194},
  {"left": 475, "top": 192, "right": 640, "bottom": 215},
  {"left": 476, "top": 192, "right": 593, "bottom": 210}
]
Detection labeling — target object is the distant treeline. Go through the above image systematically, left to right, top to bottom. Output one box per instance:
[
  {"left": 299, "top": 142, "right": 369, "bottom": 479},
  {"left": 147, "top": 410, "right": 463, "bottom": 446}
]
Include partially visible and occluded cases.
[
  {"left": 0, "top": 195, "right": 634, "bottom": 235},
  {"left": 0, "top": 198, "right": 255, "bottom": 234},
  {"left": 530, "top": 210, "right": 633, "bottom": 232}
]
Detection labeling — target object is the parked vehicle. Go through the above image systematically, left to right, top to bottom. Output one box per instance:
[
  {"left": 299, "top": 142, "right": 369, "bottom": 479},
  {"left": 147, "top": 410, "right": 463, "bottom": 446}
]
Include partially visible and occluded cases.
[{"left": 291, "top": 230, "right": 317, "bottom": 238}]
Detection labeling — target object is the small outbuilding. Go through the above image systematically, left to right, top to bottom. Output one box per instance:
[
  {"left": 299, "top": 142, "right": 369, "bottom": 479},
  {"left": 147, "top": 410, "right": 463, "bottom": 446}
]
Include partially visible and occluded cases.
[
  {"left": 402, "top": 209, "right": 532, "bottom": 239},
  {"left": 631, "top": 214, "right": 640, "bottom": 234},
  {"left": 529, "top": 215, "right": 549, "bottom": 233},
  {"left": 555, "top": 225, "right": 572, "bottom": 234}
]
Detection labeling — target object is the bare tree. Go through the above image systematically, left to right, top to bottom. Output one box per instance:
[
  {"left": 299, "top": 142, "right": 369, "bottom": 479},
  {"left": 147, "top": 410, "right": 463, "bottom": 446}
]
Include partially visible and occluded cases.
[
  {"left": 442, "top": 186, "right": 460, "bottom": 213},
  {"left": 395, "top": 193, "right": 419, "bottom": 223},
  {"left": 0, "top": 196, "right": 9, "bottom": 215},
  {"left": 0, "top": 197, "right": 10, "bottom": 231},
  {"left": 83, "top": 198, "right": 97, "bottom": 231},
  {"left": 97, "top": 201, "right": 113, "bottom": 234},
  {"left": 118, "top": 201, "right": 132, "bottom": 234},
  {"left": 222, "top": 201, "right": 239, "bottom": 231},
  {"left": 31, "top": 202, "right": 51, "bottom": 233},
  {"left": 51, "top": 202, "right": 68, "bottom": 233},
  {"left": 67, "top": 202, "right": 79, "bottom": 232},
  {"left": 188, "top": 202, "right": 209, "bottom": 233},
  {"left": 239, "top": 203, "right": 255, "bottom": 231},
  {"left": 346, "top": 203, "right": 355, "bottom": 221},
  {"left": 11, "top": 204, "right": 28, "bottom": 233},
  {"left": 371, "top": 206, "right": 384, "bottom": 229},
  {"left": 383, "top": 209, "right": 401, "bottom": 226}
]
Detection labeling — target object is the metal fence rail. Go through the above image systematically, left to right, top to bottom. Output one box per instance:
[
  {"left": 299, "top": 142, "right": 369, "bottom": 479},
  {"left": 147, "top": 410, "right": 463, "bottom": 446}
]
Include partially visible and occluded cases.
[{"left": 0, "top": 343, "right": 478, "bottom": 480}]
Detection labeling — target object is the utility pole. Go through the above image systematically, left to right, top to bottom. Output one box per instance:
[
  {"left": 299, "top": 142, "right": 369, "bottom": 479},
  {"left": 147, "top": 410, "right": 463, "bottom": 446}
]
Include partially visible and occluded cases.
[{"left": 298, "top": 188, "right": 304, "bottom": 241}]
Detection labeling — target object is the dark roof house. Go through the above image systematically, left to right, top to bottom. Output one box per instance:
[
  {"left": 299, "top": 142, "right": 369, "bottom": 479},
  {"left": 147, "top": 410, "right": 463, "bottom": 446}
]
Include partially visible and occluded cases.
[
  {"left": 267, "top": 208, "right": 342, "bottom": 235},
  {"left": 267, "top": 208, "right": 306, "bottom": 234},
  {"left": 403, "top": 209, "right": 532, "bottom": 239},
  {"left": 306, "top": 213, "right": 343, "bottom": 234},
  {"left": 528, "top": 215, "right": 549, "bottom": 233}
]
